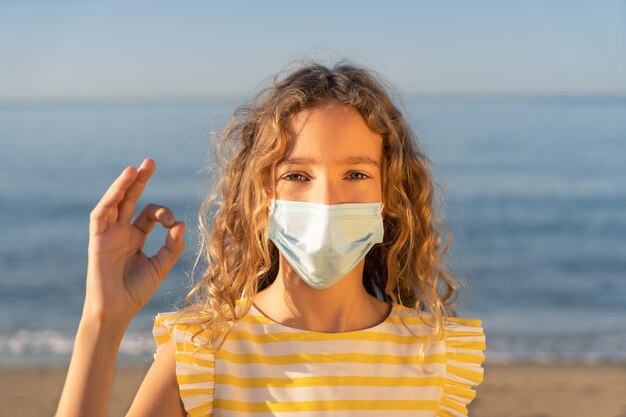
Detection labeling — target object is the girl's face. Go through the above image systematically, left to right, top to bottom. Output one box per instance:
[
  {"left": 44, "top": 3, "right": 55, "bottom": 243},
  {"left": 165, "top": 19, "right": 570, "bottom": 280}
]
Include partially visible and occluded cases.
[{"left": 274, "top": 102, "right": 383, "bottom": 204}]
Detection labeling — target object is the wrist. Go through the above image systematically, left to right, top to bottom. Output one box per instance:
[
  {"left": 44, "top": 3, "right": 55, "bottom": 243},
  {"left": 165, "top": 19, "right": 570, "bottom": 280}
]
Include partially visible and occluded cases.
[{"left": 79, "top": 311, "right": 132, "bottom": 337}]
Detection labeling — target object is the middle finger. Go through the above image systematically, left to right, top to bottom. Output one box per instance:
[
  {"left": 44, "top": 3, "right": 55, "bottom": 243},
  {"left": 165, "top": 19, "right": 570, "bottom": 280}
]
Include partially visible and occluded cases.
[
  {"left": 118, "top": 158, "right": 156, "bottom": 223},
  {"left": 132, "top": 203, "right": 176, "bottom": 236}
]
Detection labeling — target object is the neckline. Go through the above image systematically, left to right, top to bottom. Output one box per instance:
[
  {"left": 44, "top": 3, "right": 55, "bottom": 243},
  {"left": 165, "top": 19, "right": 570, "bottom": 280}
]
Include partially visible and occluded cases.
[{"left": 249, "top": 302, "right": 397, "bottom": 335}]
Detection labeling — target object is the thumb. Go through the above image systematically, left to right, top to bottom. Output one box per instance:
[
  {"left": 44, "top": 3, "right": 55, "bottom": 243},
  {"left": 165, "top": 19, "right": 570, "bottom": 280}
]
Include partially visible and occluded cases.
[{"left": 151, "top": 221, "right": 186, "bottom": 280}]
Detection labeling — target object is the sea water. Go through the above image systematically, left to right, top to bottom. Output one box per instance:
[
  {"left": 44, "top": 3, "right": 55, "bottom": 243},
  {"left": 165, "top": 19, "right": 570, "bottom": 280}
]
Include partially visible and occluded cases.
[{"left": 0, "top": 94, "right": 624, "bottom": 364}]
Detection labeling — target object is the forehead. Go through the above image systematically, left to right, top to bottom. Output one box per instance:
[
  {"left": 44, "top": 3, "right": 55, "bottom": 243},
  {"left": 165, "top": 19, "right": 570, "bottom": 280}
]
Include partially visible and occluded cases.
[{"left": 282, "top": 103, "right": 382, "bottom": 162}]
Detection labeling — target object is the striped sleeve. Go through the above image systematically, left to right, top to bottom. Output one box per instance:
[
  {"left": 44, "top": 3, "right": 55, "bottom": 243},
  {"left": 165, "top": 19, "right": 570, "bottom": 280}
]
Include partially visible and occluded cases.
[
  {"left": 153, "top": 312, "right": 215, "bottom": 417},
  {"left": 436, "top": 317, "right": 486, "bottom": 417}
]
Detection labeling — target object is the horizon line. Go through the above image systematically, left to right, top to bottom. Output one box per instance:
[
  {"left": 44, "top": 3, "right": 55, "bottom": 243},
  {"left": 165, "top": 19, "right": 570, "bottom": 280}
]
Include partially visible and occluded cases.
[{"left": 1, "top": 90, "right": 626, "bottom": 103}]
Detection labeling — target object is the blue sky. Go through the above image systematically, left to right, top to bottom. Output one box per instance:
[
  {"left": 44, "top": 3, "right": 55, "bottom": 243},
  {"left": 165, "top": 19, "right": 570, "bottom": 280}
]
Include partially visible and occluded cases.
[{"left": 1, "top": 1, "right": 624, "bottom": 98}]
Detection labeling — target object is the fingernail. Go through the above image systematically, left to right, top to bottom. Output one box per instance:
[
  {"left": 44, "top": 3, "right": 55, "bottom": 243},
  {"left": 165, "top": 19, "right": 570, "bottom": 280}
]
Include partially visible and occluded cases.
[{"left": 164, "top": 214, "right": 174, "bottom": 223}]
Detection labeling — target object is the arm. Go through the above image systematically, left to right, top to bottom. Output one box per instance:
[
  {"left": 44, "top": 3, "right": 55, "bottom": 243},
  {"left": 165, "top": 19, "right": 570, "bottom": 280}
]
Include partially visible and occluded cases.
[
  {"left": 55, "top": 159, "right": 186, "bottom": 417},
  {"left": 55, "top": 315, "right": 128, "bottom": 416},
  {"left": 126, "top": 339, "right": 186, "bottom": 417}
]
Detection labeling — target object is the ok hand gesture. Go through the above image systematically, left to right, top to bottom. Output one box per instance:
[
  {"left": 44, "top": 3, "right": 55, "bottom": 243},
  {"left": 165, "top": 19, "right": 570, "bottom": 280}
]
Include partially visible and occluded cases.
[{"left": 83, "top": 158, "right": 186, "bottom": 325}]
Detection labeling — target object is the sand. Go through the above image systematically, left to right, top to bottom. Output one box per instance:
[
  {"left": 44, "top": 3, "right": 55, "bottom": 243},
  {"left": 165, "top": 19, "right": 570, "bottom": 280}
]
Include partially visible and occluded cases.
[
  {"left": 1, "top": 363, "right": 625, "bottom": 417},
  {"left": 471, "top": 363, "right": 626, "bottom": 417},
  {"left": 0, "top": 364, "right": 149, "bottom": 417}
]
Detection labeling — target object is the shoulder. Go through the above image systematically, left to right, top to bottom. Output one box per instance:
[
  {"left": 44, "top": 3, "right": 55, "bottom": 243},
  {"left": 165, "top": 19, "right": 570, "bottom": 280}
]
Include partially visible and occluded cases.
[
  {"left": 391, "top": 304, "right": 485, "bottom": 341},
  {"left": 391, "top": 305, "right": 486, "bottom": 416},
  {"left": 392, "top": 306, "right": 485, "bottom": 374},
  {"left": 152, "top": 311, "right": 217, "bottom": 417},
  {"left": 441, "top": 314, "right": 486, "bottom": 417},
  {"left": 442, "top": 314, "right": 486, "bottom": 385},
  {"left": 444, "top": 316, "right": 486, "bottom": 353}
]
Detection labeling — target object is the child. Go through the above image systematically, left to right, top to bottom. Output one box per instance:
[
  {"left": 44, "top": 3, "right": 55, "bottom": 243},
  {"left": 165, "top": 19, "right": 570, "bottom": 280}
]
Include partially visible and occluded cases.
[{"left": 56, "top": 61, "right": 485, "bottom": 417}]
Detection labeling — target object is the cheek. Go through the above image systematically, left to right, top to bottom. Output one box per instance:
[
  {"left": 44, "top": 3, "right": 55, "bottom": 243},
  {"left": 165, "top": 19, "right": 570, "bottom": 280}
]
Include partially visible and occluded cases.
[
  {"left": 371, "top": 177, "right": 384, "bottom": 201},
  {"left": 345, "top": 178, "right": 383, "bottom": 202},
  {"left": 273, "top": 181, "right": 307, "bottom": 200}
]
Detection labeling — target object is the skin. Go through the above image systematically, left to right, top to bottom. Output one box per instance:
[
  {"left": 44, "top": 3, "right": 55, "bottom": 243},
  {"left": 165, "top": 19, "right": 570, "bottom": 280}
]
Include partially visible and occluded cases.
[
  {"left": 55, "top": 101, "right": 390, "bottom": 417},
  {"left": 254, "top": 102, "right": 392, "bottom": 333},
  {"left": 55, "top": 159, "right": 187, "bottom": 417}
]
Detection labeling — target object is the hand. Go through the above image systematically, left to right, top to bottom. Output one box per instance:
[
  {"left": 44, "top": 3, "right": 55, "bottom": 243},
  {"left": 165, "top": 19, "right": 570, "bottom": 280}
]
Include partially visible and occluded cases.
[{"left": 83, "top": 159, "right": 186, "bottom": 324}]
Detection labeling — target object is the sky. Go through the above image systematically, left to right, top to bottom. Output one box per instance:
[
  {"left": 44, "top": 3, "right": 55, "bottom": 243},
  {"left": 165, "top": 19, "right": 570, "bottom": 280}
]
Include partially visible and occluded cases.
[{"left": 1, "top": 1, "right": 625, "bottom": 98}]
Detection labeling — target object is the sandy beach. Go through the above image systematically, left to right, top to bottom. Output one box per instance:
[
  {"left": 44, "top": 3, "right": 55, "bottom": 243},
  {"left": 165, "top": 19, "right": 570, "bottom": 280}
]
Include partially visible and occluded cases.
[{"left": 1, "top": 363, "right": 625, "bottom": 417}]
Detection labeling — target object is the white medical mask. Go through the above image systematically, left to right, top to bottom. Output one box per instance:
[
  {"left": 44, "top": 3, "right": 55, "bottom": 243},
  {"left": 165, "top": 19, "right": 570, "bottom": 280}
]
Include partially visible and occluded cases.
[{"left": 268, "top": 199, "right": 384, "bottom": 289}]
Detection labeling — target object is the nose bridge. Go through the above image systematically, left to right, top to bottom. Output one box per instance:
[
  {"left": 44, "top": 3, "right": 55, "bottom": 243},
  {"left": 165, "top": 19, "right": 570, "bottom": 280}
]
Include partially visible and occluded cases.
[{"left": 313, "top": 171, "right": 341, "bottom": 205}]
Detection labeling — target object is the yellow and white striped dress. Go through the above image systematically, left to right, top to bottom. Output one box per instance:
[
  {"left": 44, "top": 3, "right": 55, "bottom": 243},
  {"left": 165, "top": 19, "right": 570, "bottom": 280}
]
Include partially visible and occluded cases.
[{"left": 153, "top": 302, "right": 485, "bottom": 417}]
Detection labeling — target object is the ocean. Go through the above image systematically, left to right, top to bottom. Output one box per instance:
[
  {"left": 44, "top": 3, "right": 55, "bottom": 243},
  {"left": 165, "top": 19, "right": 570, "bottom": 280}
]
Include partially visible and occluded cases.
[{"left": 1, "top": 94, "right": 624, "bottom": 365}]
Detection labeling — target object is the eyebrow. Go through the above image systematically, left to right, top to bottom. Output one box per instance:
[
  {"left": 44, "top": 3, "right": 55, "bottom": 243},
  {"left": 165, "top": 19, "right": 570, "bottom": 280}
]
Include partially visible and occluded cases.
[{"left": 278, "top": 156, "right": 380, "bottom": 168}]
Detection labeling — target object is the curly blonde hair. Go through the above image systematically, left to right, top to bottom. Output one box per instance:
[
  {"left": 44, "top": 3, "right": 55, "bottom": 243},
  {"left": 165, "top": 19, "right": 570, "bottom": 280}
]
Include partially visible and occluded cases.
[{"left": 176, "top": 60, "right": 462, "bottom": 356}]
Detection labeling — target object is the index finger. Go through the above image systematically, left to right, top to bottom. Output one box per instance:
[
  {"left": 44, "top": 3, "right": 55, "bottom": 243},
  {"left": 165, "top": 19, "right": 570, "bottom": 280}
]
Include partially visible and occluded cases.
[
  {"left": 118, "top": 158, "right": 156, "bottom": 223},
  {"left": 89, "top": 166, "right": 138, "bottom": 235}
]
